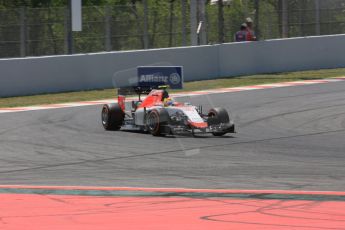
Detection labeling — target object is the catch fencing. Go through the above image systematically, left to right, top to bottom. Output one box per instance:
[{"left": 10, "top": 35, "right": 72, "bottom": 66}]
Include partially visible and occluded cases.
[{"left": 1, "top": 1, "right": 345, "bottom": 58}]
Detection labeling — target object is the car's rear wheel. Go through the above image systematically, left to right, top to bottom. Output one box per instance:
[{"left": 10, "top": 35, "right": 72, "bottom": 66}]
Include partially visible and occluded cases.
[
  {"left": 101, "top": 103, "right": 124, "bottom": 130},
  {"left": 208, "top": 107, "right": 230, "bottom": 136},
  {"left": 147, "top": 109, "right": 170, "bottom": 136}
]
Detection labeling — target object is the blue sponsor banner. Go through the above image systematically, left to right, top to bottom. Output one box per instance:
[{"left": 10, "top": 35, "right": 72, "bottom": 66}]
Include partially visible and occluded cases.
[{"left": 137, "top": 66, "right": 183, "bottom": 89}]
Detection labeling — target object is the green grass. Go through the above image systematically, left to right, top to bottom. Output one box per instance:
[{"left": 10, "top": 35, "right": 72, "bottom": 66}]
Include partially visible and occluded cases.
[{"left": 1, "top": 68, "right": 345, "bottom": 108}]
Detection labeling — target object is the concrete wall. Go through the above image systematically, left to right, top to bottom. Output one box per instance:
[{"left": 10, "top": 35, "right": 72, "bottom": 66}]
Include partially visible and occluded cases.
[
  {"left": 1, "top": 34, "right": 345, "bottom": 97},
  {"left": 219, "top": 35, "right": 345, "bottom": 76},
  {"left": 0, "top": 45, "right": 218, "bottom": 97}
]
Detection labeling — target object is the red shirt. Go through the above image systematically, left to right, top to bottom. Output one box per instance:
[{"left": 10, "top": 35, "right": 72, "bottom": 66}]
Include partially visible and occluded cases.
[{"left": 246, "top": 28, "right": 257, "bottom": 41}]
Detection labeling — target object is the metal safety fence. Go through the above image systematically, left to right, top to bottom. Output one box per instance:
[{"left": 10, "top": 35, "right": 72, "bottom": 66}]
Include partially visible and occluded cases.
[{"left": 0, "top": 0, "right": 344, "bottom": 58}]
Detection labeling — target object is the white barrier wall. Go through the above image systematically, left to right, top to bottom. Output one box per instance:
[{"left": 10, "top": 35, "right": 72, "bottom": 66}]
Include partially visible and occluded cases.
[
  {"left": 1, "top": 35, "right": 345, "bottom": 97},
  {"left": 219, "top": 35, "right": 345, "bottom": 76},
  {"left": 0, "top": 45, "right": 218, "bottom": 97}
]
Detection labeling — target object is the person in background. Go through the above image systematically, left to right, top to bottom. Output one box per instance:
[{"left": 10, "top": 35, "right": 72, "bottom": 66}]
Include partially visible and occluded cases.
[
  {"left": 245, "top": 17, "right": 257, "bottom": 41},
  {"left": 234, "top": 23, "right": 248, "bottom": 42}
]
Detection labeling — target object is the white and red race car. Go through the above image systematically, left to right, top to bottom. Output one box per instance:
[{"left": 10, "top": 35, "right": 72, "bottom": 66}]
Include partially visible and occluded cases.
[{"left": 101, "top": 85, "right": 235, "bottom": 136}]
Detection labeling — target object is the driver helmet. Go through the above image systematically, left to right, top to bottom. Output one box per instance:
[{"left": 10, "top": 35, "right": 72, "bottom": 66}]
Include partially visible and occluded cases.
[{"left": 163, "top": 97, "right": 174, "bottom": 107}]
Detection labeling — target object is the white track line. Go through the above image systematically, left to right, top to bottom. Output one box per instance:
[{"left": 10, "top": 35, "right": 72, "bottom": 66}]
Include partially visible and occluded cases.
[{"left": 1, "top": 77, "right": 345, "bottom": 114}]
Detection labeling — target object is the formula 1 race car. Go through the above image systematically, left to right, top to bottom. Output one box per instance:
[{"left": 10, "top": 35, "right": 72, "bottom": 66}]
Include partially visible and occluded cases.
[{"left": 101, "top": 86, "right": 235, "bottom": 136}]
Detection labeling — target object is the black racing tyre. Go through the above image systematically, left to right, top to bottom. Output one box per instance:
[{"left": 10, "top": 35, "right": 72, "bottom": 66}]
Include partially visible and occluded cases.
[
  {"left": 101, "top": 103, "right": 124, "bottom": 130},
  {"left": 208, "top": 107, "right": 230, "bottom": 136},
  {"left": 146, "top": 109, "right": 170, "bottom": 136}
]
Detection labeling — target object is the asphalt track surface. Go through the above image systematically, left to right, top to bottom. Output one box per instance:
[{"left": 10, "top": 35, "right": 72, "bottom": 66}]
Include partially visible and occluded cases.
[{"left": 1, "top": 81, "right": 345, "bottom": 191}]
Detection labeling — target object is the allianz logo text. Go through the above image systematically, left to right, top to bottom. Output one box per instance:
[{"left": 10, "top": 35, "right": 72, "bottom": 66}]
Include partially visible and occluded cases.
[
  {"left": 139, "top": 73, "right": 181, "bottom": 85},
  {"left": 139, "top": 74, "right": 168, "bottom": 83}
]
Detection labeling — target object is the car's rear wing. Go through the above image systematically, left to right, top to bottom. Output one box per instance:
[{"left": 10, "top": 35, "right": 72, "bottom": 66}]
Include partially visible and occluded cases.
[
  {"left": 116, "top": 66, "right": 183, "bottom": 110},
  {"left": 118, "top": 66, "right": 183, "bottom": 95},
  {"left": 137, "top": 66, "right": 183, "bottom": 89}
]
